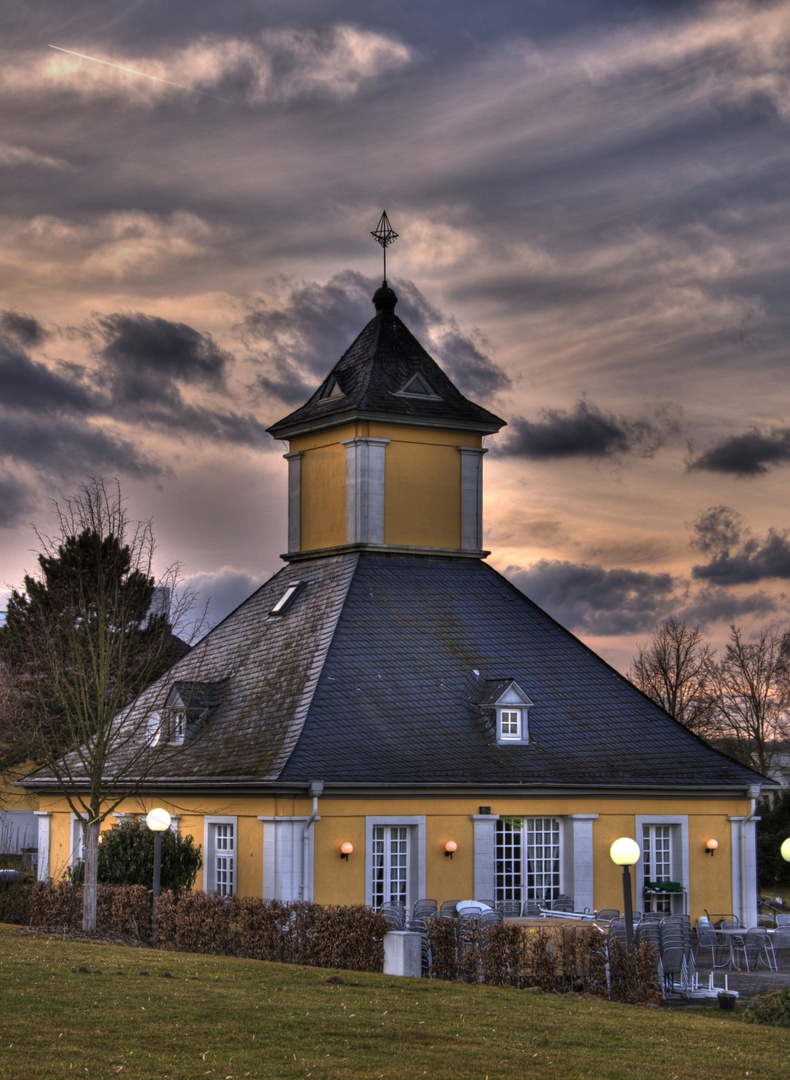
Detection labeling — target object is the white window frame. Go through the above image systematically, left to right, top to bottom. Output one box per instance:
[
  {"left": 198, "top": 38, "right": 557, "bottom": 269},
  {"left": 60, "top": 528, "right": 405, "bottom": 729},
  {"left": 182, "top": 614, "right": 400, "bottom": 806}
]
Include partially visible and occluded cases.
[
  {"left": 498, "top": 708, "right": 523, "bottom": 741},
  {"left": 69, "top": 813, "right": 84, "bottom": 867},
  {"left": 635, "top": 814, "right": 689, "bottom": 914},
  {"left": 204, "top": 816, "right": 237, "bottom": 896},
  {"left": 365, "top": 816, "right": 425, "bottom": 910},
  {"left": 495, "top": 816, "right": 563, "bottom": 905}
]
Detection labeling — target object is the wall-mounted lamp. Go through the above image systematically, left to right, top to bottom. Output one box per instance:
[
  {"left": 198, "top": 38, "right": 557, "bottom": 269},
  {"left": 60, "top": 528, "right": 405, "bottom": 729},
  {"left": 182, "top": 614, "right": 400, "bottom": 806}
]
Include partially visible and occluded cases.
[
  {"left": 705, "top": 838, "right": 718, "bottom": 856},
  {"left": 444, "top": 840, "right": 458, "bottom": 859},
  {"left": 340, "top": 842, "right": 353, "bottom": 861}
]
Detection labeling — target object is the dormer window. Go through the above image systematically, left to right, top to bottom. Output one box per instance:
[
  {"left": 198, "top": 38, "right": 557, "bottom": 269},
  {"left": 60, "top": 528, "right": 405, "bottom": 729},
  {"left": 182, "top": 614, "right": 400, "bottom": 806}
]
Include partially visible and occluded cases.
[{"left": 470, "top": 675, "right": 533, "bottom": 745}]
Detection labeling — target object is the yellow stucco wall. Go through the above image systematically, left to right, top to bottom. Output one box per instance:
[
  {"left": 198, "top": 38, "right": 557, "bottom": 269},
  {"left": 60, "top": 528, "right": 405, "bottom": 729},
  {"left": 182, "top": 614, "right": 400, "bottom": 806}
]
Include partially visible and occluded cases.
[
  {"left": 290, "top": 422, "right": 483, "bottom": 553},
  {"left": 38, "top": 791, "right": 748, "bottom": 922}
]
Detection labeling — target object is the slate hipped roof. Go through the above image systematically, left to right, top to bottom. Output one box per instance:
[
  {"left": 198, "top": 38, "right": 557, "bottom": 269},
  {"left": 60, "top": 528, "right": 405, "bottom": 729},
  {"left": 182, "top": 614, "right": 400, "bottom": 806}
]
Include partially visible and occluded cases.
[
  {"left": 267, "top": 286, "right": 505, "bottom": 439},
  {"left": 34, "top": 551, "right": 766, "bottom": 794}
]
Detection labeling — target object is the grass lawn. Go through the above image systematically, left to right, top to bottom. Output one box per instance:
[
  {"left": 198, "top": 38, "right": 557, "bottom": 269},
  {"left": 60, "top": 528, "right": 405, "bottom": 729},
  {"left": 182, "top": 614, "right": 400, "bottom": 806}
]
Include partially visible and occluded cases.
[{"left": 1, "top": 924, "right": 789, "bottom": 1080}]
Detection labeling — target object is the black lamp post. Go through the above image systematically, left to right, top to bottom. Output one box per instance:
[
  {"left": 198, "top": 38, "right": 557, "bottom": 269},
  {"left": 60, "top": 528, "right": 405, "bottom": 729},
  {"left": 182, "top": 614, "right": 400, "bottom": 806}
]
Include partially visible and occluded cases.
[{"left": 610, "top": 837, "right": 641, "bottom": 947}]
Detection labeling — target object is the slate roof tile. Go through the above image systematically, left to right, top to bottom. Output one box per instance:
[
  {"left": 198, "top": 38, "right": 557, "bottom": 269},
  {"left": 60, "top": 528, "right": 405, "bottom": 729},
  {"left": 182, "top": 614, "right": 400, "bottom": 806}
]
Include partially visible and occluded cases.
[{"left": 33, "top": 552, "right": 769, "bottom": 794}]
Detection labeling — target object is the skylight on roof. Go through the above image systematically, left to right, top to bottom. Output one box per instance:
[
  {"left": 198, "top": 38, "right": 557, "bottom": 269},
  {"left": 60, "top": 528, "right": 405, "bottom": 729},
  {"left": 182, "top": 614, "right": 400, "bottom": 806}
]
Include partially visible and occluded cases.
[{"left": 270, "top": 582, "right": 303, "bottom": 615}]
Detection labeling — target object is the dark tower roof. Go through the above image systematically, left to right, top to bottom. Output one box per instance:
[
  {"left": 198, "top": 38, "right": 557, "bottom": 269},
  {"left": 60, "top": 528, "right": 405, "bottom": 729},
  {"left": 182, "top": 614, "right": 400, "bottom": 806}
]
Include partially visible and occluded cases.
[{"left": 267, "top": 286, "right": 505, "bottom": 439}]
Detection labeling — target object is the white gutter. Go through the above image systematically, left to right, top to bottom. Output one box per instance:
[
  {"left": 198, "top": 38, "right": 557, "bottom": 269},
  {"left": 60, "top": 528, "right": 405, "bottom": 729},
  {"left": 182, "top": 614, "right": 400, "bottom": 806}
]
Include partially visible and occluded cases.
[{"left": 301, "top": 780, "right": 324, "bottom": 901}]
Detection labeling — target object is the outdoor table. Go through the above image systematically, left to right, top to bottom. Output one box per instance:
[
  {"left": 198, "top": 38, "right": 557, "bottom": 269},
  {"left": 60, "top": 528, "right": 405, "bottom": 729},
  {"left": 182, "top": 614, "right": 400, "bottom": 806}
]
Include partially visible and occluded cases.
[{"left": 714, "top": 927, "right": 775, "bottom": 970}]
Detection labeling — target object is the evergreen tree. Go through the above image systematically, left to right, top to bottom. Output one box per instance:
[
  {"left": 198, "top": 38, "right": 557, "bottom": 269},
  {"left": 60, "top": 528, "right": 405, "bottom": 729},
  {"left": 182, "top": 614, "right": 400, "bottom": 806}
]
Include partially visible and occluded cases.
[{"left": 0, "top": 479, "right": 194, "bottom": 931}]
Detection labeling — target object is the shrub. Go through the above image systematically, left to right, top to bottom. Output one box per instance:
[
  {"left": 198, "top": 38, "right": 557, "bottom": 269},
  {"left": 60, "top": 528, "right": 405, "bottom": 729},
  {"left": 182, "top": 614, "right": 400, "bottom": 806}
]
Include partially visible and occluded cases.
[
  {"left": 69, "top": 820, "right": 201, "bottom": 893},
  {"left": 0, "top": 877, "right": 33, "bottom": 924},
  {"left": 745, "top": 988, "right": 790, "bottom": 1027}
]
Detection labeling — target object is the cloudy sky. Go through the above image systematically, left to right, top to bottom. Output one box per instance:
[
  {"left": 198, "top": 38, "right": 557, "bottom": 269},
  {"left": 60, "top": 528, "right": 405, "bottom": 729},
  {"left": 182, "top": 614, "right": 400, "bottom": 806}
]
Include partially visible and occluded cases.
[{"left": 1, "top": 0, "right": 789, "bottom": 672}]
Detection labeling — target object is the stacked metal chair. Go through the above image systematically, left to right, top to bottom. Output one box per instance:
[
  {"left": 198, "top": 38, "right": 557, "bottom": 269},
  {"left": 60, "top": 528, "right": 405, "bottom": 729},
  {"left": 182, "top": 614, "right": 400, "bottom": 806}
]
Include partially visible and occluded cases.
[
  {"left": 552, "top": 894, "right": 575, "bottom": 913},
  {"left": 412, "top": 898, "right": 438, "bottom": 921},
  {"left": 495, "top": 899, "right": 521, "bottom": 918},
  {"left": 522, "top": 899, "right": 543, "bottom": 917},
  {"left": 378, "top": 901, "right": 406, "bottom": 930},
  {"left": 658, "top": 914, "right": 694, "bottom": 993}
]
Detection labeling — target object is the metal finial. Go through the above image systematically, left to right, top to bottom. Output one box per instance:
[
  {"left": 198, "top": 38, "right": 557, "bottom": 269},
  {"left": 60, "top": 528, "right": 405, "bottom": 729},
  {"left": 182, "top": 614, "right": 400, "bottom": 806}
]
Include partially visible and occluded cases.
[{"left": 370, "top": 210, "right": 398, "bottom": 285}]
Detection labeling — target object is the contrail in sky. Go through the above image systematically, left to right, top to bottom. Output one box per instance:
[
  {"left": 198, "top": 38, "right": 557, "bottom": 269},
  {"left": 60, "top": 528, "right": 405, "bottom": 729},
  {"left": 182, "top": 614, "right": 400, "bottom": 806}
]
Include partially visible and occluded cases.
[{"left": 47, "top": 45, "right": 224, "bottom": 100}]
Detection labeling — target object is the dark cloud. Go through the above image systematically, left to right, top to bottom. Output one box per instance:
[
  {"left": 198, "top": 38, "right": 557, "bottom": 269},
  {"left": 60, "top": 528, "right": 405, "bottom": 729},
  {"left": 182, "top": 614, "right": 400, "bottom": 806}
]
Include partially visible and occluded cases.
[
  {"left": 243, "top": 271, "right": 509, "bottom": 407},
  {"left": 0, "top": 310, "right": 48, "bottom": 348},
  {"left": 97, "top": 313, "right": 229, "bottom": 402},
  {"left": 0, "top": 341, "right": 96, "bottom": 415},
  {"left": 499, "top": 399, "right": 679, "bottom": 460},
  {"left": 0, "top": 411, "right": 160, "bottom": 480},
  {"left": 687, "top": 427, "right": 790, "bottom": 476},
  {"left": 0, "top": 472, "right": 35, "bottom": 528},
  {"left": 691, "top": 505, "right": 790, "bottom": 585},
  {"left": 506, "top": 559, "right": 678, "bottom": 636},
  {"left": 179, "top": 565, "right": 268, "bottom": 634},
  {"left": 683, "top": 585, "right": 780, "bottom": 626}
]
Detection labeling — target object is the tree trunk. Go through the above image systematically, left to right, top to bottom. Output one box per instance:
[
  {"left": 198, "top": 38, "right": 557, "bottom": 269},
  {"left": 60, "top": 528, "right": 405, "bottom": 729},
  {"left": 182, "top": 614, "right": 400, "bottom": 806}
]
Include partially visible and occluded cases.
[{"left": 82, "top": 819, "right": 100, "bottom": 931}]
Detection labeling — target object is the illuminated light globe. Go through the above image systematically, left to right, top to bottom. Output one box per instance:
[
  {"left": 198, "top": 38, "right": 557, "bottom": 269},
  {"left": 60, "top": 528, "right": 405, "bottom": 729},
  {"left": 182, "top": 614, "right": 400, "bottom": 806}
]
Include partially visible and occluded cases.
[
  {"left": 146, "top": 808, "right": 172, "bottom": 832},
  {"left": 610, "top": 837, "right": 640, "bottom": 866},
  {"left": 781, "top": 837, "right": 790, "bottom": 863}
]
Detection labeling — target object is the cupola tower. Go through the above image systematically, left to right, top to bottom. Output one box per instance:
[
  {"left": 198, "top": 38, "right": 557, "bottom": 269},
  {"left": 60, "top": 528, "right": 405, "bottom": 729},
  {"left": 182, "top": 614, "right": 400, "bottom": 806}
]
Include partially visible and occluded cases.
[{"left": 267, "top": 217, "right": 505, "bottom": 560}]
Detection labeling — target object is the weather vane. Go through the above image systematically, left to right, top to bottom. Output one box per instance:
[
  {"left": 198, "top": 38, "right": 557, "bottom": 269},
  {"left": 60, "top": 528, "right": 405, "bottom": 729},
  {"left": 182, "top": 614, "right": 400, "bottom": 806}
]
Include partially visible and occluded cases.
[{"left": 371, "top": 211, "right": 398, "bottom": 285}]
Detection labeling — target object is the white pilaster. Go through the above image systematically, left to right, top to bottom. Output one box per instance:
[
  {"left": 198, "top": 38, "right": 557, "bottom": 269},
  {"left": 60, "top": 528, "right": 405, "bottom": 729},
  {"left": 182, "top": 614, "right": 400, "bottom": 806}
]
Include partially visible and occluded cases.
[
  {"left": 342, "top": 437, "right": 389, "bottom": 545},
  {"left": 458, "top": 447, "right": 487, "bottom": 552},
  {"left": 284, "top": 451, "right": 303, "bottom": 553},
  {"left": 34, "top": 812, "right": 51, "bottom": 882},
  {"left": 472, "top": 813, "right": 500, "bottom": 900},
  {"left": 567, "top": 815, "right": 598, "bottom": 914}
]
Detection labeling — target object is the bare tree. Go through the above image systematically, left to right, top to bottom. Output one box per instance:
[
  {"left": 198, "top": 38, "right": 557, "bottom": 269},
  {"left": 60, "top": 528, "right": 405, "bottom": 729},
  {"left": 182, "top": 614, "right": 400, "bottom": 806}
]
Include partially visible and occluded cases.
[
  {"left": 0, "top": 479, "right": 198, "bottom": 930},
  {"left": 630, "top": 617, "right": 717, "bottom": 736},
  {"left": 711, "top": 623, "right": 789, "bottom": 777}
]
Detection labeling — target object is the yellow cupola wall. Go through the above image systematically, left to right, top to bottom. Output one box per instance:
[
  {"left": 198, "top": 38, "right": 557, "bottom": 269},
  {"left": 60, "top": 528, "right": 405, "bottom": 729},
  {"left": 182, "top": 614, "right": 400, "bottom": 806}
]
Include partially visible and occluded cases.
[{"left": 267, "top": 283, "right": 505, "bottom": 560}]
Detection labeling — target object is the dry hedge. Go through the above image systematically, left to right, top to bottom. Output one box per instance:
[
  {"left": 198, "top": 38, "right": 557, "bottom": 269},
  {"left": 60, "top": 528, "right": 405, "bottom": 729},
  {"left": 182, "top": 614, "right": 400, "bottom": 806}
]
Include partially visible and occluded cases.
[{"left": 427, "top": 918, "right": 657, "bottom": 1001}]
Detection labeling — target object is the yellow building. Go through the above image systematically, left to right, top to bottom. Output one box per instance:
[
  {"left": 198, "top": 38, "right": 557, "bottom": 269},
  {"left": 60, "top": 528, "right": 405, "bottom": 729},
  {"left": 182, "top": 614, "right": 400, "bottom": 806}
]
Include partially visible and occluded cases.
[{"left": 26, "top": 281, "right": 772, "bottom": 924}]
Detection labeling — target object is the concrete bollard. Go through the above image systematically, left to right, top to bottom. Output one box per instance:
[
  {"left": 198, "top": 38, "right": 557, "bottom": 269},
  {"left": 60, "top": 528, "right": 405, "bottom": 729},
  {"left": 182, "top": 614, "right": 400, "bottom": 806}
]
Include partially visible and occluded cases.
[{"left": 383, "top": 930, "right": 423, "bottom": 978}]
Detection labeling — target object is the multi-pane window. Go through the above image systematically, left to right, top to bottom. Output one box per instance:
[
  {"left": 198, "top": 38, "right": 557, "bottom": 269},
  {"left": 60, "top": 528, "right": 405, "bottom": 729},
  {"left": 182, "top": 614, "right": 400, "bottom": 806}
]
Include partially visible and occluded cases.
[
  {"left": 499, "top": 709, "right": 522, "bottom": 740},
  {"left": 496, "top": 817, "right": 561, "bottom": 904},
  {"left": 495, "top": 818, "right": 523, "bottom": 902},
  {"left": 213, "top": 823, "right": 235, "bottom": 896},
  {"left": 642, "top": 824, "right": 672, "bottom": 913},
  {"left": 371, "top": 826, "right": 409, "bottom": 908}
]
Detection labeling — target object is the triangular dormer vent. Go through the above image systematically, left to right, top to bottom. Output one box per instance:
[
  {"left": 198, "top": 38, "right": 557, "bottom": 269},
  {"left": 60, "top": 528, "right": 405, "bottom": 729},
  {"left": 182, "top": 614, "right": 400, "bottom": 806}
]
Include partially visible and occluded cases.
[
  {"left": 395, "top": 372, "right": 441, "bottom": 399},
  {"left": 319, "top": 378, "right": 345, "bottom": 401}
]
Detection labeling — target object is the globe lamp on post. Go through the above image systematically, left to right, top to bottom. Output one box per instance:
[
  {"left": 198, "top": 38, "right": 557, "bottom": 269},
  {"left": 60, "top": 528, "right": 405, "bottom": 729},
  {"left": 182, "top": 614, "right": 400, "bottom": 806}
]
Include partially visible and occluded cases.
[
  {"left": 146, "top": 808, "right": 172, "bottom": 898},
  {"left": 610, "top": 837, "right": 640, "bottom": 947},
  {"left": 781, "top": 838, "right": 790, "bottom": 866}
]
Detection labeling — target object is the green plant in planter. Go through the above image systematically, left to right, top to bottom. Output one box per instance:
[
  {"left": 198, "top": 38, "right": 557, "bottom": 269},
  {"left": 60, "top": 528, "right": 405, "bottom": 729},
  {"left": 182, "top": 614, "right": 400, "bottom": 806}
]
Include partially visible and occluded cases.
[{"left": 69, "top": 820, "right": 201, "bottom": 894}]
